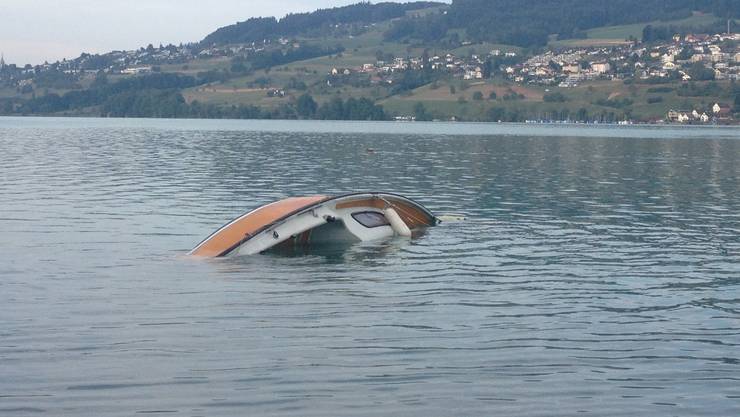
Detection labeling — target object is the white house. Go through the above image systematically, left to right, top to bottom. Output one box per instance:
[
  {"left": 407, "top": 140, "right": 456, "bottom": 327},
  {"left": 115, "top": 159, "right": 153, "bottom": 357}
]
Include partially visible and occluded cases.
[
  {"left": 711, "top": 52, "right": 727, "bottom": 63},
  {"left": 590, "top": 62, "right": 611, "bottom": 74},
  {"left": 121, "top": 67, "right": 151, "bottom": 75},
  {"left": 535, "top": 67, "right": 551, "bottom": 77},
  {"left": 713, "top": 103, "right": 731, "bottom": 118},
  {"left": 668, "top": 109, "right": 694, "bottom": 123}
]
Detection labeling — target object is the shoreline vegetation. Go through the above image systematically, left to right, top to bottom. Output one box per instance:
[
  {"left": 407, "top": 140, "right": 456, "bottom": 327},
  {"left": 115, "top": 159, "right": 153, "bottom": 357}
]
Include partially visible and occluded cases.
[
  {"left": 1, "top": 1, "right": 739, "bottom": 124},
  {"left": 2, "top": 74, "right": 738, "bottom": 124}
]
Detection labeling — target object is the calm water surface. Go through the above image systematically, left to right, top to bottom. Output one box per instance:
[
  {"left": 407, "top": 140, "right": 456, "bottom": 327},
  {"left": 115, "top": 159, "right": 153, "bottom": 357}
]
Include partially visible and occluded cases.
[{"left": 1, "top": 117, "right": 739, "bottom": 416}]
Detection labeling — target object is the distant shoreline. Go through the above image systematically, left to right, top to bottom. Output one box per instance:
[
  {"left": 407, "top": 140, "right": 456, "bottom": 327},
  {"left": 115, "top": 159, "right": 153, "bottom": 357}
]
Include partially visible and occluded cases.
[{"left": 3, "top": 115, "right": 739, "bottom": 140}]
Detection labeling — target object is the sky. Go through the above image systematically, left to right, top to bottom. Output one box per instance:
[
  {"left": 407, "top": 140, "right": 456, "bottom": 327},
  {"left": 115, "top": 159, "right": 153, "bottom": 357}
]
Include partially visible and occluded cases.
[{"left": 0, "top": 0, "right": 372, "bottom": 65}]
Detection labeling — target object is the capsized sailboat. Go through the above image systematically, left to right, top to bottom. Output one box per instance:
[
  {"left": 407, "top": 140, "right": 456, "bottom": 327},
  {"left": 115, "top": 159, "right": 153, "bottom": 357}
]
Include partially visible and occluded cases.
[{"left": 189, "top": 192, "right": 439, "bottom": 257}]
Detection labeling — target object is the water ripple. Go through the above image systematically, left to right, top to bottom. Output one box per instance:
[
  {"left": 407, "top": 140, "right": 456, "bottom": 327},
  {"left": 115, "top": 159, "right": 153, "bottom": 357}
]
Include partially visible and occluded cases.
[{"left": 0, "top": 118, "right": 739, "bottom": 416}]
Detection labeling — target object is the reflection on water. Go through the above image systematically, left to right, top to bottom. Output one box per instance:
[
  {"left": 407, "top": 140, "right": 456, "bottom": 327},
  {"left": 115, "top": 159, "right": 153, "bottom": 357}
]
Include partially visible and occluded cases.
[{"left": 0, "top": 117, "right": 739, "bottom": 416}]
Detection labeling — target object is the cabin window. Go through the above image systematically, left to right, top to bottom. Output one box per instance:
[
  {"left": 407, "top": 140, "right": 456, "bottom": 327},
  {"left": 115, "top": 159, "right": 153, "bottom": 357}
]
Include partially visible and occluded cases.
[{"left": 351, "top": 211, "right": 390, "bottom": 228}]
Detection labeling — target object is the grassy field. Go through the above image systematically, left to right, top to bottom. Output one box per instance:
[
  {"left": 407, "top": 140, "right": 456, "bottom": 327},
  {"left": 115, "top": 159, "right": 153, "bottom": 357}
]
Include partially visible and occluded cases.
[
  {"left": 405, "top": 5, "right": 448, "bottom": 18},
  {"left": 159, "top": 57, "right": 231, "bottom": 75},
  {"left": 380, "top": 77, "right": 733, "bottom": 121},
  {"left": 390, "top": 79, "right": 544, "bottom": 102},
  {"left": 557, "top": 80, "right": 728, "bottom": 119},
  {"left": 0, "top": 84, "right": 90, "bottom": 100},
  {"left": 0, "top": 86, "right": 21, "bottom": 99},
  {"left": 182, "top": 86, "right": 291, "bottom": 107}
]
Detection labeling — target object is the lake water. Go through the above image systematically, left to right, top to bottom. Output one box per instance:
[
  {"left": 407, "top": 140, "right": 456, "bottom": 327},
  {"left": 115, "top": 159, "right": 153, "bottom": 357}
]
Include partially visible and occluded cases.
[{"left": 1, "top": 117, "right": 739, "bottom": 416}]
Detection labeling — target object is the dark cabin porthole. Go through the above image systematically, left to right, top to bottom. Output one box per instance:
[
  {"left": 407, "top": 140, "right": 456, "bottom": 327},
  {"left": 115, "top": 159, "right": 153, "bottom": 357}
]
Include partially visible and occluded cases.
[{"left": 351, "top": 211, "right": 390, "bottom": 228}]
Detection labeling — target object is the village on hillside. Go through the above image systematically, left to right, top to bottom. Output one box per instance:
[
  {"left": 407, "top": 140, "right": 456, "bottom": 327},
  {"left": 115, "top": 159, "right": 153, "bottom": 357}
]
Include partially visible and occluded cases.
[{"left": 346, "top": 31, "right": 739, "bottom": 123}]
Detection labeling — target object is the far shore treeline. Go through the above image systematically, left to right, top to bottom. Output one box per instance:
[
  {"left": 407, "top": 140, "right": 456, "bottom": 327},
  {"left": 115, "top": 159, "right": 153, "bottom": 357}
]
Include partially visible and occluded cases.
[{"left": 10, "top": 72, "right": 388, "bottom": 121}]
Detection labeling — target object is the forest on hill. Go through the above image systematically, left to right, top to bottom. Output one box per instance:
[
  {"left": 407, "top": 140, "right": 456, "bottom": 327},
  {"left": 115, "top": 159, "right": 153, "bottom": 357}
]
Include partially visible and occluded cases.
[
  {"left": 201, "top": 0, "right": 740, "bottom": 51},
  {"left": 386, "top": 0, "right": 740, "bottom": 46},
  {"left": 202, "top": 1, "right": 442, "bottom": 45}
]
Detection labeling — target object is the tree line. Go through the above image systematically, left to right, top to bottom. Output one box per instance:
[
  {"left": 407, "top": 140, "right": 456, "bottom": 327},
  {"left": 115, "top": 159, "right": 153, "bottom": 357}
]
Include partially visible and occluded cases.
[
  {"left": 385, "top": 0, "right": 740, "bottom": 47},
  {"left": 201, "top": 2, "right": 442, "bottom": 45},
  {"left": 642, "top": 20, "right": 735, "bottom": 42},
  {"left": 0, "top": 72, "right": 388, "bottom": 121},
  {"left": 9, "top": 73, "right": 199, "bottom": 114},
  {"left": 101, "top": 92, "right": 386, "bottom": 120},
  {"left": 295, "top": 94, "right": 386, "bottom": 120},
  {"left": 410, "top": 101, "right": 634, "bottom": 123}
]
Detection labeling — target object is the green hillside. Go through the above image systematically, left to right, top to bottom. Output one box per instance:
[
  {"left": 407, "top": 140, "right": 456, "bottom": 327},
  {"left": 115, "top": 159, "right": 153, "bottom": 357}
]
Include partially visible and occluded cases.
[{"left": 1, "top": 1, "right": 738, "bottom": 123}]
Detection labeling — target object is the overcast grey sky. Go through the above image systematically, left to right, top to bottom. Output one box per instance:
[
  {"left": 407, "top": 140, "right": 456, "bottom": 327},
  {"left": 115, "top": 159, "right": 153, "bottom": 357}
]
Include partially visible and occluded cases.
[{"left": 0, "top": 0, "right": 374, "bottom": 65}]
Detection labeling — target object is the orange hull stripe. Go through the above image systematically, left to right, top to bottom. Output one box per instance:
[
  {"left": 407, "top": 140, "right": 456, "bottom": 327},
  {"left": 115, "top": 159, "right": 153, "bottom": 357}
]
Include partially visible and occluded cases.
[{"left": 190, "top": 195, "right": 328, "bottom": 257}]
